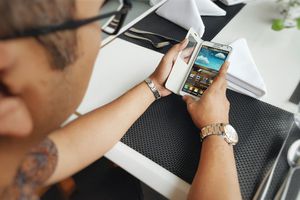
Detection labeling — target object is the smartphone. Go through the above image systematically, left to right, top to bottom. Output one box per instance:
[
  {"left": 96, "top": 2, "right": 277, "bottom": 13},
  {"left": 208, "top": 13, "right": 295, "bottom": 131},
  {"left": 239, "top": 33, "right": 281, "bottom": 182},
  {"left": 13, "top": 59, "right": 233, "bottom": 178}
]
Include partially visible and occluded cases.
[{"left": 179, "top": 41, "right": 232, "bottom": 98}]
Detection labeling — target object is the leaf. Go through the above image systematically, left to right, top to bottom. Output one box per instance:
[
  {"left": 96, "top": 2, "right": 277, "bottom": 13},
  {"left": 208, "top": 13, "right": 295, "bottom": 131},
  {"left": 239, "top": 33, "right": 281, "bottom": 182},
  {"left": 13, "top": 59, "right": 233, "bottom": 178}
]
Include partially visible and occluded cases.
[
  {"left": 297, "top": 18, "right": 300, "bottom": 29},
  {"left": 272, "top": 19, "right": 284, "bottom": 31}
]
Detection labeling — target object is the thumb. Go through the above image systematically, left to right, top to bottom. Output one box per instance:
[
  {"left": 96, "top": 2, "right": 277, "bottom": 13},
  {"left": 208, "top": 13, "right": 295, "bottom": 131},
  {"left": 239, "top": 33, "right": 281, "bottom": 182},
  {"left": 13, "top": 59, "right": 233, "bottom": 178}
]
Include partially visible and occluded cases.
[
  {"left": 163, "top": 39, "right": 189, "bottom": 63},
  {"left": 183, "top": 95, "right": 195, "bottom": 106}
]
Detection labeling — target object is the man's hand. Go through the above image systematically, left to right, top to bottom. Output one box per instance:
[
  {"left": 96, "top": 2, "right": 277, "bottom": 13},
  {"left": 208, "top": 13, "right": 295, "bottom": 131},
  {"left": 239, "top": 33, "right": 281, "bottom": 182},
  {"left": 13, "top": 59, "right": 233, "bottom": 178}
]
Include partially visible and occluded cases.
[
  {"left": 150, "top": 39, "right": 188, "bottom": 97},
  {"left": 183, "top": 62, "right": 230, "bottom": 129},
  {"left": 185, "top": 62, "right": 242, "bottom": 200}
]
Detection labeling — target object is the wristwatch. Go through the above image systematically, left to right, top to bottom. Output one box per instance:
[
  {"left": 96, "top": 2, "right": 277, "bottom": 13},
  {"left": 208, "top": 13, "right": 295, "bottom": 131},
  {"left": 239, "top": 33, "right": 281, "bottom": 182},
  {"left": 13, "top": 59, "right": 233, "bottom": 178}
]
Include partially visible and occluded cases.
[
  {"left": 145, "top": 78, "right": 161, "bottom": 100},
  {"left": 200, "top": 123, "right": 238, "bottom": 145}
]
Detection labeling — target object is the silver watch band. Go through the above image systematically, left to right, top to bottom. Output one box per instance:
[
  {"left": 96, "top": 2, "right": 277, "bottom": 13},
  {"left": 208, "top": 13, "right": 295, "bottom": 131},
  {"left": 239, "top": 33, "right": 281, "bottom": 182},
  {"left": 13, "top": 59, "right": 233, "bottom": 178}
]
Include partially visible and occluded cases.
[
  {"left": 145, "top": 78, "right": 161, "bottom": 100},
  {"left": 200, "top": 123, "right": 227, "bottom": 140},
  {"left": 201, "top": 123, "right": 238, "bottom": 145}
]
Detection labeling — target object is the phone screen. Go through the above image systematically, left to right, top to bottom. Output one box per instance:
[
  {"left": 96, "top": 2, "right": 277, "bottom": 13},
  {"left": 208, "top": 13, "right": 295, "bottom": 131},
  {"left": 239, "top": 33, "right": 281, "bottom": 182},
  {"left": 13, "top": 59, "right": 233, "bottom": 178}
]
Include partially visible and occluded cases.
[{"left": 182, "top": 45, "right": 229, "bottom": 97}]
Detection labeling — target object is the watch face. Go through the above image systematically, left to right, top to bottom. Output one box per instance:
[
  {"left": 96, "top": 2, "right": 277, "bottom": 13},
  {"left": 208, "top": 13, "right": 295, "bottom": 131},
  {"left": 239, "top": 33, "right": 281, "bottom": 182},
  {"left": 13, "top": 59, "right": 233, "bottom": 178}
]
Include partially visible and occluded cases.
[{"left": 224, "top": 125, "right": 238, "bottom": 144}]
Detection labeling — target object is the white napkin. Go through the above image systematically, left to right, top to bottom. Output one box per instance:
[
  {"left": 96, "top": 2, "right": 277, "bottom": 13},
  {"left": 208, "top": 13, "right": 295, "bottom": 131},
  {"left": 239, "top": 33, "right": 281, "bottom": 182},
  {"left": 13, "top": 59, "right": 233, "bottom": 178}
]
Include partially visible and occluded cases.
[
  {"left": 156, "top": 0, "right": 226, "bottom": 37},
  {"left": 195, "top": 0, "right": 226, "bottom": 16},
  {"left": 219, "top": 0, "right": 245, "bottom": 6},
  {"left": 227, "top": 38, "right": 267, "bottom": 98}
]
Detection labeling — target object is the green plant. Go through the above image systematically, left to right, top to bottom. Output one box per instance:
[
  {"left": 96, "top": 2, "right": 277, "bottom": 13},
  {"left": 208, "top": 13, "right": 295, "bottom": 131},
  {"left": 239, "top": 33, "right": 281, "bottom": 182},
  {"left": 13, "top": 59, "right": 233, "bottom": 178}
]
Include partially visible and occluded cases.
[
  {"left": 272, "top": 0, "right": 300, "bottom": 30},
  {"left": 272, "top": 19, "right": 284, "bottom": 30}
]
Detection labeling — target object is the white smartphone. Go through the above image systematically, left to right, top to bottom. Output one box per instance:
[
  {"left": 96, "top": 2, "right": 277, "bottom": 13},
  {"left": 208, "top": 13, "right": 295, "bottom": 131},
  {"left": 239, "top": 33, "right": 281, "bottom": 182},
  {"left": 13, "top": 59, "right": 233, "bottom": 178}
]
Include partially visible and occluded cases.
[
  {"left": 165, "top": 28, "right": 202, "bottom": 94},
  {"left": 179, "top": 41, "right": 232, "bottom": 99}
]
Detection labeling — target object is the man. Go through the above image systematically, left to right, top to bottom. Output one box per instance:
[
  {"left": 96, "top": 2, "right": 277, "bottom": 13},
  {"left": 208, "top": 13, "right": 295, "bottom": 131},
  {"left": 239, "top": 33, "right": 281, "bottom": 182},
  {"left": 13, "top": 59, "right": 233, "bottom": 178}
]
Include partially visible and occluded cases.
[{"left": 0, "top": 0, "right": 242, "bottom": 199}]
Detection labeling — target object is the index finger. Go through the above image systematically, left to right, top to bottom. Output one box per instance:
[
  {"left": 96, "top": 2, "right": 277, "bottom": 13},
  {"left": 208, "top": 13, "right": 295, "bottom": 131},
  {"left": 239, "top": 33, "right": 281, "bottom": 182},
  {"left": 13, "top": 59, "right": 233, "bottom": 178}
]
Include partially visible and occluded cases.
[
  {"left": 219, "top": 61, "right": 229, "bottom": 77},
  {"left": 210, "top": 62, "right": 229, "bottom": 90}
]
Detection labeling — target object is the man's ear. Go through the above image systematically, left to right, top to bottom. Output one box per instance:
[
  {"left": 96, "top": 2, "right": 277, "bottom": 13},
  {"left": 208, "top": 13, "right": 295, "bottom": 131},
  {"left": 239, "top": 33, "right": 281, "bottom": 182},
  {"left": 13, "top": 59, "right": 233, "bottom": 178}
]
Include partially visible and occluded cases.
[{"left": 0, "top": 97, "right": 33, "bottom": 137}]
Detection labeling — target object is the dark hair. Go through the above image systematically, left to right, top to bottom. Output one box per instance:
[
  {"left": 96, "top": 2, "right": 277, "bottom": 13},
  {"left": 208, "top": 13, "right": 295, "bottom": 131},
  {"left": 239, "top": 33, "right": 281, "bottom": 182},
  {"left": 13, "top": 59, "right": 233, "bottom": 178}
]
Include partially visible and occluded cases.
[{"left": 0, "top": 0, "right": 77, "bottom": 69}]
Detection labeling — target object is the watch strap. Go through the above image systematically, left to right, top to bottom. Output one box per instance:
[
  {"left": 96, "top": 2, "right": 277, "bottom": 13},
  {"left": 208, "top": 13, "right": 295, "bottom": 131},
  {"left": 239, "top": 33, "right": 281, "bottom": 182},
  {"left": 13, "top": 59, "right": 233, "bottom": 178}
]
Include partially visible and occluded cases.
[
  {"left": 145, "top": 78, "right": 161, "bottom": 100},
  {"left": 200, "top": 123, "right": 227, "bottom": 140}
]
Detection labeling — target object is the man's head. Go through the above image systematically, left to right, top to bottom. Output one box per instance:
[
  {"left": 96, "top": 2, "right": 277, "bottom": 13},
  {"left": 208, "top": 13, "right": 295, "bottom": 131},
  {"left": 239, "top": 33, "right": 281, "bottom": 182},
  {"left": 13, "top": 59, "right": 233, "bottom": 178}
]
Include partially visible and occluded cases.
[{"left": 0, "top": 0, "right": 103, "bottom": 186}]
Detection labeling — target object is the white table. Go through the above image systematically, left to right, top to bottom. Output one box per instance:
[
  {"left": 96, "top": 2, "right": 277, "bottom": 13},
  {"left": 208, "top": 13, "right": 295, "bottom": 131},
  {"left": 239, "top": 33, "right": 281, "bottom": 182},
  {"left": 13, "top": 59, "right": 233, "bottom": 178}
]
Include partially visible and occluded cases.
[
  {"left": 213, "top": 0, "right": 300, "bottom": 114},
  {"left": 70, "top": 1, "right": 300, "bottom": 199}
]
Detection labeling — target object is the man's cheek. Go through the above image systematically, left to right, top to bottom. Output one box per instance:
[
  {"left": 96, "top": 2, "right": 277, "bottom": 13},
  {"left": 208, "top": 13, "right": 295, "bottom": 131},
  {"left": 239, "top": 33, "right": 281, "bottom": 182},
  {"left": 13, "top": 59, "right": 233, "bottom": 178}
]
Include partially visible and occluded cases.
[{"left": 0, "top": 98, "right": 33, "bottom": 137}]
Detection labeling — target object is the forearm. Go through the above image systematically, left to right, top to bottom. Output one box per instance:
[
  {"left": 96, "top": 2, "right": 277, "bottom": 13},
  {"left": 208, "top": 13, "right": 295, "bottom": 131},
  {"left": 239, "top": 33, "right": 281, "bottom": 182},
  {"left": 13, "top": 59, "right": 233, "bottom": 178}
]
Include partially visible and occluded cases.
[
  {"left": 46, "top": 82, "right": 155, "bottom": 185},
  {"left": 188, "top": 135, "right": 242, "bottom": 200}
]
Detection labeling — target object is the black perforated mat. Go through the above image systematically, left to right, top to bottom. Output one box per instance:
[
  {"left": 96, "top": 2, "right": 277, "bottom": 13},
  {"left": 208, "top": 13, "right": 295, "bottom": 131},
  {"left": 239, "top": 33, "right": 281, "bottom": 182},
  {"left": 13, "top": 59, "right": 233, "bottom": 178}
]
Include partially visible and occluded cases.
[
  {"left": 118, "top": 2, "right": 296, "bottom": 199},
  {"left": 121, "top": 91, "right": 294, "bottom": 199}
]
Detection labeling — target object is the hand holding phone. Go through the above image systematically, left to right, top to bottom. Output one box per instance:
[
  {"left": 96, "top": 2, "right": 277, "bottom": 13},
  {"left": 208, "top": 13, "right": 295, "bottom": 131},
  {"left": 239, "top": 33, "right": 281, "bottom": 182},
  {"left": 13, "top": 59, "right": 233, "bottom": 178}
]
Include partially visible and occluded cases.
[
  {"left": 165, "top": 28, "right": 232, "bottom": 99},
  {"left": 165, "top": 29, "right": 202, "bottom": 94},
  {"left": 149, "top": 39, "right": 189, "bottom": 97},
  {"left": 182, "top": 62, "right": 230, "bottom": 129}
]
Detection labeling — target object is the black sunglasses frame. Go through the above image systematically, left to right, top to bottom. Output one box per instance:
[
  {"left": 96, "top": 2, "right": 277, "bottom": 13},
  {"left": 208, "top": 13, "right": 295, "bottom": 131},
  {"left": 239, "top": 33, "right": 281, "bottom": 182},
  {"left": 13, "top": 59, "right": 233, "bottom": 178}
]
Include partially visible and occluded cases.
[{"left": 0, "top": 0, "right": 132, "bottom": 40}]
